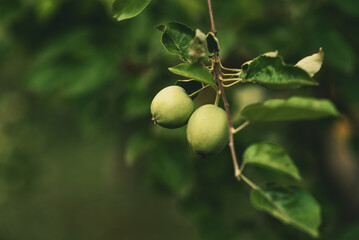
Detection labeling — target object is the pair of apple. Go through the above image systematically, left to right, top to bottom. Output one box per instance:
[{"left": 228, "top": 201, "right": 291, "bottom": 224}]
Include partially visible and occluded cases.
[{"left": 151, "top": 86, "right": 229, "bottom": 157}]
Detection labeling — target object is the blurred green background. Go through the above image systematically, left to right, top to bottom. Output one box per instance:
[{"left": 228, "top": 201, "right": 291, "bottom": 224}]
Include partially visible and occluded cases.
[{"left": 1, "top": 0, "right": 359, "bottom": 239}]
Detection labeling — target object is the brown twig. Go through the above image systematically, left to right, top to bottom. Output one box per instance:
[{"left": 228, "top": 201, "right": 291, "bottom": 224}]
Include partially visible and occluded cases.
[
  {"left": 207, "top": 0, "right": 241, "bottom": 180},
  {"left": 207, "top": 0, "right": 217, "bottom": 35}
]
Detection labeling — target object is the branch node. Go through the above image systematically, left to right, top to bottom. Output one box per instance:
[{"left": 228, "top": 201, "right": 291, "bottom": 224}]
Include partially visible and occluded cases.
[{"left": 235, "top": 169, "right": 241, "bottom": 180}]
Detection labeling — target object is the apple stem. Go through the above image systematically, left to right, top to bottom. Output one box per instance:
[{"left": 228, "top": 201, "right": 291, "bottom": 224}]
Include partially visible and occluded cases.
[
  {"left": 222, "top": 80, "right": 241, "bottom": 88},
  {"left": 189, "top": 85, "right": 209, "bottom": 97},
  {"left": 214, "top": 90, "right": 220, "bottom": 106},
  {"left": 232, "top": 121, "right": 250, "bottom": 134}
]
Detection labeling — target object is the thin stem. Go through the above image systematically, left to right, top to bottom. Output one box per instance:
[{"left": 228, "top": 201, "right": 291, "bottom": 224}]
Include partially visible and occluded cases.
[
  {"left": 207, "top": 0, "right": 217, "bottom": 34},
  {"left": 208, "top": 0, "right": 241, "bottom": 180},
  {"left": 214, "top": 59, "right": 241, "bottom": 180},
  {"left": 220, "top": 62, "right": 242, "bottom": 72},
  {"left": 201, "top": 63, "right": 213, "bottom": 71},
  {"left": 222, "top": 73, "right": 241, "bottom": 76},
  {"left": 220, "top": 77, "right": 241, "bottom": 82},
  {"left": 220, "top": 78, "right": 240, "bottom": 82},
  {"left": 219, "top": 79, "right": 241, "bottom": 180},
  {"left": 222, "top": 80, "right": 240, "bottom": 87},
  {"left": 189, "top": 85, "right": 209, "bottom": 97},
  {"left": 214, "top": 90, "right": 220, "bottom": 106},
  {"left": 232, "top": 121, "right": 250, "bottom": 134},
  {"left": 241, "top": 174, "right": 259, "bottom": 190}
]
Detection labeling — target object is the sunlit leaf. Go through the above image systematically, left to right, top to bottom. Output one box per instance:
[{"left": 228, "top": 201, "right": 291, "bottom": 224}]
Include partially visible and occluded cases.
[
  {"left": 112, "top": 0, "right": 151, "bottom": 21},
  {"left": 295, "top": 48, "right": 324, "bottom": 77},
  {"left": 242, "top": 51, "right": 278, "bottom": 69},
  {"left": 240, "top": 55, "right": 318, "bottom": 89},
  {"left": 169, "top": 63, "right": 217, "bottom": 90},
  {"left": 241, "top": 96, "right": 339, "bottom": 122},
  {"left": 243, "top": 142, "right": 301, "bottom": 181},
  {"left": 251, "top": 185, "right": 321, "bottom": 237}
]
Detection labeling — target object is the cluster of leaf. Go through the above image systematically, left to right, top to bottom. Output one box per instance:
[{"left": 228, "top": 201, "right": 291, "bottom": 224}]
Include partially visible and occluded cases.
[
  {"left": 1, "top": 0, "right": 357, "bottom": 239},
  {"left": 114, "top": 0, "right": 341, "bottom": 238},
  {"left": 162, "top": 22, "right": 340, "bottom": 238}
]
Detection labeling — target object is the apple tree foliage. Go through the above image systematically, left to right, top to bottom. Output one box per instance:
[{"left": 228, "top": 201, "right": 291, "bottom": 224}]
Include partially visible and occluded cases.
[{"left": 113, "top": 0, "right": 341, "bottom": 238}]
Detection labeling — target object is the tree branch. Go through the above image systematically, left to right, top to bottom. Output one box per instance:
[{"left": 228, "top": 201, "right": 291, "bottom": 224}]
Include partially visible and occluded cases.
[
  {"left": 207, "top": 0, "right": 241, "bottom": 180},
  {"left": 207, "top": 0, "right": 217, "bottom": 35}
]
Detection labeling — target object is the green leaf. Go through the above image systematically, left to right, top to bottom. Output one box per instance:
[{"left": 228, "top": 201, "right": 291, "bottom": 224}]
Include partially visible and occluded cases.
[
  {"left": 112, "top": 0, "right": 151, "bottom": 21},
  {"left": 156, "top": 22, "right": 195, "bottom": 61},
  {"left": 206, "top": 32, "right": 220, "bottom": 53},
  {"left": 295, "top": 48, "right": 324, "bottom": 77},
  {"left": 242, "top": 51, "right": 278, "bottom": 69},
  {"left": 240, "top": 55, "right": 318, "bottom": 89},
  {"left": 169, "top": 63, "right": 217, "bottom": 90},
  {"left": 241, "top": 96, "right": 339, "bottom": 122},
  {"left": 243, "top": 142, "right": 301, "bottom": 181},
  {"left": 250, "top": 185, "right": 321, "bottom": 237}
]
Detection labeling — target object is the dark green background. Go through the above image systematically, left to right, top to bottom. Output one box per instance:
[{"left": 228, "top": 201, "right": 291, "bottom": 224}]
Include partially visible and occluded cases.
[{"left": 0, "top": 0, "right": 358, "bottom": 239}]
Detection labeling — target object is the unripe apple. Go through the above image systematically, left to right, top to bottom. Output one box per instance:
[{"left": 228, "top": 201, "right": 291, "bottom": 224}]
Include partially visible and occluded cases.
[
  {"left": 151, "top": 86, "right": 195, "bottom": 129},
  {"left": 187, "top": 104, "right": 229, "bottom": 156}
]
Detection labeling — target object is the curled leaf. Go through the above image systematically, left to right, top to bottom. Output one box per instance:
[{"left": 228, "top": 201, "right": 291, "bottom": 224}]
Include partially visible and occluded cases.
[
  {"left": 156, "top": 22, "right": 195, "bottom": 61},
  {"left": 206, "top": 32, "right": 220, "bottom": 53},
  {"left": 295, "top": 48, "right": 324, "bottom": 77},
  {"left": 242, "top": 51, "right": 278, "bottom": 69},
  {"left": 240, "top": 55, "right": 318, "bottom": 89}
]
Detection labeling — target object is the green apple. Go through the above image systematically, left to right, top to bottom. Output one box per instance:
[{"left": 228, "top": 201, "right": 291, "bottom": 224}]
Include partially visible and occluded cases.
[
  {"left": 151, "top": 86, "right": 195, "bottom": 128},
  {"left": 187, "top": 104, "right": 229, "bottom": 156}
]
